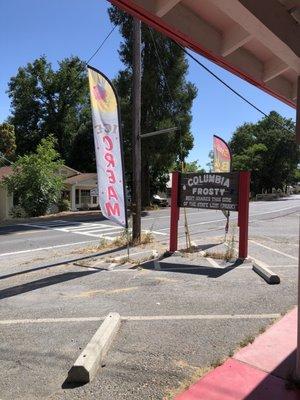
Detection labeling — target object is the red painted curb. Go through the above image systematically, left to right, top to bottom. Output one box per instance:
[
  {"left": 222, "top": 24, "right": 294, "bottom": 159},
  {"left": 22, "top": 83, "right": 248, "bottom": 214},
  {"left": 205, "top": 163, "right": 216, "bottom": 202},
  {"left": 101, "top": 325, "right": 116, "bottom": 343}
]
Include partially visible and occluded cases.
[
  {"left": 175, "top": 308, "right": 300, "bottom": 400},
  {"left": 175, "top": 358, "right": 300, "bottom": 400}
]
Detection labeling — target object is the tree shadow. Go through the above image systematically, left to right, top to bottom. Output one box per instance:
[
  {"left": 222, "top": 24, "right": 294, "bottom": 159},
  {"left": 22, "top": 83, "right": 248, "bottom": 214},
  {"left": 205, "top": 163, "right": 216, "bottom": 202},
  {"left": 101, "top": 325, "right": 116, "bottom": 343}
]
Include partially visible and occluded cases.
[
  {"left": 0, "top": 245, "right": 127, "bottom": 282},
  {"left": 0, "top": 269, "right": 101, "bottom": 301}
]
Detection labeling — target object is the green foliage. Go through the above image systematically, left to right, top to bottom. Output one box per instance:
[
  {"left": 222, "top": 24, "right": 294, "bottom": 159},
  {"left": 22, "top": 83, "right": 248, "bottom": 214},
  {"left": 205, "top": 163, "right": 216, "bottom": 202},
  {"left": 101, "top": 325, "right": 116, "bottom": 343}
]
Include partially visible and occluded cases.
[
  {"left": 109, "top": 6, "right": 197, "bottom": 205},
  {"left": 7, "top": 56, "right": 90, "bottom": 163},
  {"left": 68, "top": 107, "right": 95, "bottom": 172},
  {"left": 229, "top": 111, "right": 299, "bottom": 194},
  {"left": 0, "top": 123, "right": 16, "bottom": 162},
  {"left": 4, "top": 136, "right": 64, "bottom": 217},
  {"left": 206, "top": 150, "right": 214, "bottom": 172},
  {"left": 172, "top": 160, "right": 205, "bottom": 172},
  {"left": 184, "top": 160, "right": 205, "bottom": 173},
  {"left": 293, "top": 168, "right": 300, "bottom": 184},
  {"left": 57, "top": 198, "right": 71, "bottom": 212},
  {"left": 9, "top": 205, "right": 27, "bottom": 219}
]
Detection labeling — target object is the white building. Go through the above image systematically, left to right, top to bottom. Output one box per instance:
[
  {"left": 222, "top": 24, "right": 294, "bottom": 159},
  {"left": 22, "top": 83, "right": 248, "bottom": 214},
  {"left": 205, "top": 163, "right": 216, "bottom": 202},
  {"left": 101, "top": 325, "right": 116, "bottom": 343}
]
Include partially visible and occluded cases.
[{"left": 0, "top": 165, "right": 99, "bottom": 220}]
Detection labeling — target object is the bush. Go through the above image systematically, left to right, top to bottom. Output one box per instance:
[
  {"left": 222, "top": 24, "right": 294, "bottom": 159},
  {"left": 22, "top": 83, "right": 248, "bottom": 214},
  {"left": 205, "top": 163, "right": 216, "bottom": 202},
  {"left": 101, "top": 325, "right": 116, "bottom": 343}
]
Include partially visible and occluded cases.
[
  {"left": 4, "top": 136, "right": 64, "bottom": 217},
  {"left": 57, "top": 198, "right": 71, "bottom": 212},
  {"left": 9, "top": 205, "right": 27, "bottom": 219}
]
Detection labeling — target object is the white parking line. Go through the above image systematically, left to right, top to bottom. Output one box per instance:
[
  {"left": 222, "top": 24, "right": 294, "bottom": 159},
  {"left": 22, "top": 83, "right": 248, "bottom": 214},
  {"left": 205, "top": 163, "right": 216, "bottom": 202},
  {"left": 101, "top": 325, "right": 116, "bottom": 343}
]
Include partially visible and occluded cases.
[
  {"left": 155, "top": 205, "right": 300, "bottom": 232},
  {"left": 144, "top": 209, "right": 215, "bottom": 221},
  {"left": 0, "top": 240, "right": 98, "bottom": 257},
  {"left": 250, "top": 240, "right": 298, "bottom": 260},
  {"left": 206, "top": 257, "right": 221, "bottom": 268},
  {"left": 0, "top": 313, "right": 280, "bottom": 325}
]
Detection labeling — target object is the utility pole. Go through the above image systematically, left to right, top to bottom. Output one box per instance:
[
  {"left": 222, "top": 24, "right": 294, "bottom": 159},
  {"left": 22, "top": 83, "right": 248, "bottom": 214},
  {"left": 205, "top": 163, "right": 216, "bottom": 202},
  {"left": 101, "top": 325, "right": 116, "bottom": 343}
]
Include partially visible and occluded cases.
[{"left": 132, "top": 17, "right": 142, "bottom": 243}]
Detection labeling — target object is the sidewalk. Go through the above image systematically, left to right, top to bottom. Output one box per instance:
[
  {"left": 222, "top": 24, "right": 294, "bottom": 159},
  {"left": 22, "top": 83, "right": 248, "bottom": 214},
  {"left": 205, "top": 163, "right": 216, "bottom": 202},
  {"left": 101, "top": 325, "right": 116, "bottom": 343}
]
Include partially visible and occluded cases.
[{"left": 176, "top": 307, "right": 300, "bottom": 400}]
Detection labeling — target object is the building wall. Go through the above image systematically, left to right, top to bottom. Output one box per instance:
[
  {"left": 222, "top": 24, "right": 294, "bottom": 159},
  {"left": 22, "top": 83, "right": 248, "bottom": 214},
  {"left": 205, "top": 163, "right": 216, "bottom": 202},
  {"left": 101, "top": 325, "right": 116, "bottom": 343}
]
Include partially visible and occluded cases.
[{"left": 75, "top": 186, "right": 99, "bottom": 210}]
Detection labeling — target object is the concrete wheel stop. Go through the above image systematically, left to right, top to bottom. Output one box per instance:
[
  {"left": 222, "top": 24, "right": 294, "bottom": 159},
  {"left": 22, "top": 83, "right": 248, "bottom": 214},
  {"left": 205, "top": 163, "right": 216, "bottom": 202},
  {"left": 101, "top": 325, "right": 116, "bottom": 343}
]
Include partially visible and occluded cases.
[
  {"left": 252, "top": 259, "right": 280, "bottom": 284},
  {"left": 67, "top": 312, "right": 121, "bottom": 384}
]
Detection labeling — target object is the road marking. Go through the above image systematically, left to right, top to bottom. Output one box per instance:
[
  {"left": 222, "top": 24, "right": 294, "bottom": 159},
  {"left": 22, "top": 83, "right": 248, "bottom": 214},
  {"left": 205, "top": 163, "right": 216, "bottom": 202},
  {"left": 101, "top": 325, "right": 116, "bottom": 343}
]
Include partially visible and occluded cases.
[
  {"left": 155, "top": 205, "right": 300, "bottom": 232},
  {"left": 251, "top": 205, "right": 299, "bottom": 216},
  {"left": 144, "top": 209, "right": 215, "bottom": 221},
  {"left": 157, "top": 218, "right": 226, "bottom": 231},
  {"left": 21, "top": 221, "right": 167, "bottom": 239},
  {"left": 16, "top": 230, "right": 45, "bottom": 235},
  {"left": 0, "top": 240, "right": 98, "bottom": 257},
  {"left": 250, "top": 240, "right": 298, "bottom": 260},
  {"left": 206, "top": 257, "right": 221, "bottom": 268},
  {"left": 69, "top": 286, "right": 139, "bottom": 298},
  {"left": 0, "top": 313, "right": 280, "bottom": 325},
  {"left": 124, "top": 313, "right": 280, "bottom": 321}
]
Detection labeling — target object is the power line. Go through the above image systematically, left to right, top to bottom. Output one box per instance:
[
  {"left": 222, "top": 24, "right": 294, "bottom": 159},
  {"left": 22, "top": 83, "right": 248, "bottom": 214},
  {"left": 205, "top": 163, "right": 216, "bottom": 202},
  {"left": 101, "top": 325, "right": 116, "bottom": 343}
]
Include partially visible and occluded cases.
[
  {"left": 85, "top": 25, "right": 116, "bottom": 66},
  {"left": 174, "top": 42, "right": 295, "bottom": 135}
]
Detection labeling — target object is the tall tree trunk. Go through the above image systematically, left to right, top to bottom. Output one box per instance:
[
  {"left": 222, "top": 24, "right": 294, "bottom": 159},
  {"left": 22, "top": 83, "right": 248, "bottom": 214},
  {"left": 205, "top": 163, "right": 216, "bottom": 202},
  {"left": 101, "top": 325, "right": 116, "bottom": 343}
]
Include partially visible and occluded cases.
[{"left": 141, "top": 161, "right": 150, "bottom": 207}]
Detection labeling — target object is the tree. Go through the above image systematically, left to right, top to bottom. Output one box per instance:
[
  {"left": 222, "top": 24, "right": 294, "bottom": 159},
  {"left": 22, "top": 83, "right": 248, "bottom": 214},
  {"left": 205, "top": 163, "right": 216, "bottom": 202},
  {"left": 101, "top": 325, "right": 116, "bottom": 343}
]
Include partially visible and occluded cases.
[
  {"left": 108, "top": 6, "right": 197, "bottom": 206},
  {"left": 7, "top": 56, "right": 89, "bottom": 162},
  {"left": 68, "top": 107, "right": 95, "bottom": 172},
  {"left": 229, "top": 111, "right": 299, "bottom": 194},
  {"left": 0, "top": 123, "right": 16, "bottom": 162},
  {"left": 4, "top": 136, "right": 64, "bottom": 217},
  {"left": 206, "top": 150, "right": 214, "bottom": 172},
  {"left": 172, "top": 159, "right": 205, "bottom": 173}
]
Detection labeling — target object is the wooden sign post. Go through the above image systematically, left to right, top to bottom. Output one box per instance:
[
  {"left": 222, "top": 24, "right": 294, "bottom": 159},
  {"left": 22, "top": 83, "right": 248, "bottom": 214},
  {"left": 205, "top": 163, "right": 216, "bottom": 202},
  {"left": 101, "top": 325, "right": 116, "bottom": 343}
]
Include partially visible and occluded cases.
[{"left": 169, "top": 171, "right": 250, "bottom": 259}]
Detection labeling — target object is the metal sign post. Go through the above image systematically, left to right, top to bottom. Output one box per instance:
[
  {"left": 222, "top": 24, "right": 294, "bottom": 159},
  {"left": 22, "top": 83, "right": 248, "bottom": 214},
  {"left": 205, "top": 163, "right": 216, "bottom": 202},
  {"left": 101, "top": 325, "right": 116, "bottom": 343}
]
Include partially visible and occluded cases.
[
  {"left": 169, "top": 171, "right": 250, "bottom": 257},
  {"left": 169, "top": 171, "right": 180, "bottom": 253},
  {"left": 238, "top": 171, "right": 250, "bottom": 260}
]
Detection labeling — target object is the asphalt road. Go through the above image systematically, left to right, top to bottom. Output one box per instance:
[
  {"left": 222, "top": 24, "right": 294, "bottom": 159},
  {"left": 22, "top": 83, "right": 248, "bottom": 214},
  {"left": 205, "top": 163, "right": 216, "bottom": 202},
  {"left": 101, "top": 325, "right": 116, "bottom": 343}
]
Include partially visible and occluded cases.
[
  {"left": 0, "top": 195, "right": 299, "bottom": 264},
  {"left": 0, "top": 196, "right": 299, "bottom": 399}
]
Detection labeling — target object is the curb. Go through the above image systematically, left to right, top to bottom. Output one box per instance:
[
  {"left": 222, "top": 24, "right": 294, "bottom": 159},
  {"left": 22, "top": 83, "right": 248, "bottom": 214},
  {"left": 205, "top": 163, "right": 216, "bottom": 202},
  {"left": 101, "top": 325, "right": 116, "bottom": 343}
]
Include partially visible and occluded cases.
[
  {"left": 252, "top": 260, "right": 280, "bottom": 284},
  {"left": 67, "top": 312, "right": 121, "bottom": 383}
]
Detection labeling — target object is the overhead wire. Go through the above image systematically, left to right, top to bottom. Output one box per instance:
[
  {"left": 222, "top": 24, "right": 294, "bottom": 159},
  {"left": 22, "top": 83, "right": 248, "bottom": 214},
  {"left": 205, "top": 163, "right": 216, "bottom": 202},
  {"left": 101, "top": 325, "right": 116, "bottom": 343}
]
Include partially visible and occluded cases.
[
  {"left": 69, "top": 25, "right": 117, "bottom": 85},
  {"left": 85, "top": 25, "right": 117, "bottom": 66},
  {"left": 174, "top": 42, "right": 295, "bottom": 135}
]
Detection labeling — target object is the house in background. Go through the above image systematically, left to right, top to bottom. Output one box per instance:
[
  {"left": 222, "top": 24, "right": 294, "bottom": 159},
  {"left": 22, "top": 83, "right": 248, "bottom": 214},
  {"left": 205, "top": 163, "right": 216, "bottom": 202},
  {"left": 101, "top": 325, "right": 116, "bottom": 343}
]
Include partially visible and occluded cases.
[
  {"left": 0, "top": 165, "right": 99, "bottom": 220},
  {"left": 61, "top": 166, "right": 99, "bottom": 211}
]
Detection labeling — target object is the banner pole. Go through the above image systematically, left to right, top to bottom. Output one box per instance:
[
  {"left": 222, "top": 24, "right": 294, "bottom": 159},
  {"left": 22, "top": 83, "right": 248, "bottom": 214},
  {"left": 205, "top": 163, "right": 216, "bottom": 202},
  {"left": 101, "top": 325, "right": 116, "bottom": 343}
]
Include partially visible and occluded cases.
[
  {"left": 169, "top": 171, "right": 180, "bottom": 253},
  {"left": 238, "top": 171, "right": 250, "bottom": 259}
]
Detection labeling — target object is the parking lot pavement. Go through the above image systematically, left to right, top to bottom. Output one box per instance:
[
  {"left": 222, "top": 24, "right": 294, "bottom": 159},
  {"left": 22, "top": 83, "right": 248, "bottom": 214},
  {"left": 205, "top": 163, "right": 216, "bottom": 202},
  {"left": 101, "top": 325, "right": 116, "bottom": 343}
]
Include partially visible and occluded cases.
[
  {"left": 0, "top": 197, "right": 300, "bottom": 399},
  {"left": 0, "top": 252, "right": 297, "bottom": 399}
]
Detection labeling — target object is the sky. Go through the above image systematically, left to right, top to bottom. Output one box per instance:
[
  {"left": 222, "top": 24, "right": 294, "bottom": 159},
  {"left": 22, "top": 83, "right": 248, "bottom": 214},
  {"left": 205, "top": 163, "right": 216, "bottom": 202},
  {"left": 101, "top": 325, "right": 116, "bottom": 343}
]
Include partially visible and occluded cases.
[{"left": 0, "top": 0, "right": 296, "bottom": 168}]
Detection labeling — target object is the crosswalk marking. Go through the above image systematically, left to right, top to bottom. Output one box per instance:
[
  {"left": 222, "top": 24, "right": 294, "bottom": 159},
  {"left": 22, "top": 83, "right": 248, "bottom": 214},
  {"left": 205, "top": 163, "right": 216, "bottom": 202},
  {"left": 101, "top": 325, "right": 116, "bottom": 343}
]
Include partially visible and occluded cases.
[
  {"left": 20, "top": 220, "right": 166, "bottom": 240},
  {"left": 21, "top": 220, "right": 123, "bottom": 240}
]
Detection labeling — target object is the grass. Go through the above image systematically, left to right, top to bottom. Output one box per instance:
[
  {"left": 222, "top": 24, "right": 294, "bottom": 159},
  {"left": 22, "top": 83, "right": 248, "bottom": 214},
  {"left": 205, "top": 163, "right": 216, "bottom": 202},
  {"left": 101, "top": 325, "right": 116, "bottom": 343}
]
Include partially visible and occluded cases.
[
  {"left": 143, "top": 204, "right": 160, "bottom": 211},
  {"left": 203, "top": 223, "right": 237, "bottom": 261},
  {"left": 96, "top": 229, "right": 154, "bottom": 251},
  {"left": 105, "top": 252, "right": 155, "bottom": 266},
  {"left": 165, "top": 316, "right": 290, "bottom": 399},
  {"left": 239, "top": 335, "right": 255, "bottom": 348},
  {"left": 163, "top": 366, "right": 212, "bottom": 400}
]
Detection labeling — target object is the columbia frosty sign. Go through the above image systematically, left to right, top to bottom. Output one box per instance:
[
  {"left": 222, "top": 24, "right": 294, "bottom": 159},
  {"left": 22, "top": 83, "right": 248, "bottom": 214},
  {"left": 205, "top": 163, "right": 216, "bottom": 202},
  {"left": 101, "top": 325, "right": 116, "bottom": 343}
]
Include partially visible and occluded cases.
[{"left": 179, "top": 172, "right": 239, "bottom": 211}]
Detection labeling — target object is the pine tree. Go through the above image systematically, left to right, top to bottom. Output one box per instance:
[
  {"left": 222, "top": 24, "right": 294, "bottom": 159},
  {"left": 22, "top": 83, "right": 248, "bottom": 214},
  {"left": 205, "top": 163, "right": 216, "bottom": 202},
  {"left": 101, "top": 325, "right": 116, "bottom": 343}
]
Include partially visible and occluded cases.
[{"left": 109, "top": 6, "right": 197, "bottom": 205}]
